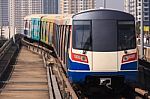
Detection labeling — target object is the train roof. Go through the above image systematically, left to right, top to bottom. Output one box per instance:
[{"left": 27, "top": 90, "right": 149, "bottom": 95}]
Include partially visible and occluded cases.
[
  {"left": 73, "top": 9, "right": 134, "bottom": 20},
  {"left": 24, "top": 14, "right": 46, "bottom": 20},
  {"left": 41, "top": 14, "right": 73, "bottom": 25},
  {"left": 41, "top": 14, "right": 63, "bottom": 21},
  {"left": 61, "top": 14, "right": 73, "bottom": 25}
]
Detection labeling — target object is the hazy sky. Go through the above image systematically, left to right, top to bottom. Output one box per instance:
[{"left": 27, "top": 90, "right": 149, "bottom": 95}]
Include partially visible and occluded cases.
[{"left": 96, "top": 0, "right": 124, "bottom": 11}]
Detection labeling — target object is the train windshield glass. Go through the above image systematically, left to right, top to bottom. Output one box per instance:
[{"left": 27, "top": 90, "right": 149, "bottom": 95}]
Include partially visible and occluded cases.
[
  {"left": 73, "top": 20, "right": 92, "bottom": 50},
  {"left": 92, "top": 20, "right": 117, "bottom": 52},
  {"left": 117, "top": 21, "right": 136, "bottom": 51}
]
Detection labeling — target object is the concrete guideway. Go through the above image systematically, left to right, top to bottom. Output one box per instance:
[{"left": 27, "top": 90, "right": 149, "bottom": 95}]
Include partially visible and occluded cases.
[{"left": 0, "top": 47, "right": 49, "bottom": 99}]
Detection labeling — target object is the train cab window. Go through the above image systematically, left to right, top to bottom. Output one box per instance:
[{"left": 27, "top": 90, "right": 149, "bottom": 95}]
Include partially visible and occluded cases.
[
  {"left": 73, "top": 20, "right": 92, "bottom": 50},
  {"left": 92, "top": 20, "right": 117, "bottom": 52},
  {"left": 117, "top": 21, "right": 136, "bottom": 51}
]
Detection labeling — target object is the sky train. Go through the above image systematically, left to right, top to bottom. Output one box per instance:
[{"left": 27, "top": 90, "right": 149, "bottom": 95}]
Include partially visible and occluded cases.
[{"left": 24, "top": 9, "right": 138, "bottom": 90}]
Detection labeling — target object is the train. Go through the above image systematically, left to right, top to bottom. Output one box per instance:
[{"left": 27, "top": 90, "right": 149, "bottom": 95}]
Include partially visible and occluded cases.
[{"left": 24, "top": 9, "right": 138, "bottom": 90}]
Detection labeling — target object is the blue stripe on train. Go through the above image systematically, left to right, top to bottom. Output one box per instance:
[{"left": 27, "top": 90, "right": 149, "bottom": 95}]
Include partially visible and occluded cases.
[
  {"left": 67, "top": 58, "right": 138, "bottom": 83},
  {"left": 68, "top": 58, "right": 90, "bottom": 70},
  {"left": 121, "top": 61, "right": 138, "bottom": 70},
  {"left": 68, "top": 71, "right": 138, "bottom": 84}
]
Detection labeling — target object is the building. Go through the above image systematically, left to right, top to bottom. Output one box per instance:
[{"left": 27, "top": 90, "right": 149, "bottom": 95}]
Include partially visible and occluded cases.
[
  {"left": 0, "top": 0, "right": 9, "bottom": 26},
  {"left": 9, "top": 0, "right": 58, "bottom": 34},
  {"left": 43, "top": 0, "right": 58, "bottom": 14},
  {"left": 60, "top": 0, "right": 95, "bottom": 14},
  {"left": 124, "top": 0, "right": 150, "bottom": 32},
  {"left": 124, "top": 0, "right": 137, "bottom": 20},
  {"left": 137, "top": 0, "right": 150, "bottom": 27},
  {"left": 0, "top": 26, "right": 15, "bottom": 39}
]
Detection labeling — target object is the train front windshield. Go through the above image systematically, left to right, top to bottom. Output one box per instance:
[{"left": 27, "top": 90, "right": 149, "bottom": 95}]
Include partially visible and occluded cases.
[
  {"left": 73, "top": 20, "right": 136, "bottom": 52},
  {"left": 73, "top": 21, "right": 92, "bottom": 51},
  {"left": 117, "top": 21, "right": 136, "bottom": 51}
]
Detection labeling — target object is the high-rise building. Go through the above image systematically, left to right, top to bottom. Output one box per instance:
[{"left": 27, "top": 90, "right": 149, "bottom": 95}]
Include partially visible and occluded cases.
[
  {"left": 0, "top": 0, "right": 9, "bottom": 26},
  {"left": 9, "top": 0, "right": 58, "bottom": 34},
  {"left": 43, "top": 0, "right": 58, "bottom": 14},
  {"left": 60, "top": 0, "right": 95, "bottom": 14},
  {"left": 124, "top": 0, "right": 150, "bottom": 29},
  {"left": 124, "top": 0, "right": 137, "bottom": 20},
  {"left": 137, "top": 0, "right": 150, "bottom": 26}
]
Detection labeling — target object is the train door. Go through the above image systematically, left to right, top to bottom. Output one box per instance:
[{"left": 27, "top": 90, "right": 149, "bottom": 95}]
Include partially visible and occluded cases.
[
  {"left": 32, "top": 18, "right": 40, "bottom": 40},
  {"left": 31, "top": 19, "right": 34, "bottom": 39},
  {"left": 37, "top": 20, "right": 40, "bottom": 41},
  {"left": 92, "top": 20, "right": 118, "bottom": 71}
]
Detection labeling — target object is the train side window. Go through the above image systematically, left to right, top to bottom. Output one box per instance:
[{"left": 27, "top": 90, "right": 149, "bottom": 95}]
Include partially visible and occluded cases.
[
  {"left": 24, "top": 20, "right": 28, "bottom": 35},
  {"left": 24, "top": 20, "right": 28, "bottom": 28},
  {"left": 29, "top": 20, "right": 31, "bottom": 37},
  {"left": 32, "top": 20, "right": 35, "bottom": 37},
  {"left": 33, "top": 20, "right": 35, "bottom": 37},
  {"left": 37, "top": 20, "right": 41, "bottom": 38},
  {"left": 73, "top": 20, "right": 92, "bottom": 50},
  {"left": 41, "top": 21, "right": 44, "bottom": 40},
  {"left": 42, "top": 21, "right": 45, "bottom": 40},
  {"left": 42, "top": 22, "right": 45, "bottom": 40},
  {"left": 43, "top": 22, "right": 46, "bottom": 41},
  {"left": 45, "top": 22, "right": 47, "bottom": 41},
  {"left": 47, "top": 22, "right": 49, "bottom": 42},
  {"left": 48, "top": 22, "right": 51, "bottom": 43},
  {"left": 50, "top": 22, "right": 54, "bottom": 44},
  {"left": 53, "top": 23, "right": 56, "bottom": 45},
  {"left": 54, "top": 24, "right": 58, "bottom": 52},
  {"left": 57, "top": 25, "right": 60, "bottom": 56},
  {"left": 59, "top": 25, "right": 63, "bottom": 56},
  {"left": 62, "top": 25, "right": 67, "bottom": 63},
  {"left": 63, "top": 25, "right": 67, "bottom": 64},
  {"left": 64, "top": 25, "right": 70, "bottom": 64},
  {"left": 59, "top": 26, "right": 63, "bottom": 57},
  {"left": 60, "top": 26, "right": 64, "bottom": 59},
  {"left": 67, "top": 26, "right": 71, "bottom": 50}
]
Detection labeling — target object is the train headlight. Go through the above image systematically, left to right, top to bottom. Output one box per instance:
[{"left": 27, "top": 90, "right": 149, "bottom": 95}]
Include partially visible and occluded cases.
[
  {"left": 71, "top": 53, "right": 88, "bottom": 63},
  {"left": 122, "top": 53, "right": 137, "bottom": 63}
]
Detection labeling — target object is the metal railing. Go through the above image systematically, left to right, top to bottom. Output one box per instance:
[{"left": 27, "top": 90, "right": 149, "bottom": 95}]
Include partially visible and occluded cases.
[
  {"left": 0, "top": 34, "right": 21, "bottom": 79},
  {"left": 0, "top": 38, "right": 13, "bottom": 60}
]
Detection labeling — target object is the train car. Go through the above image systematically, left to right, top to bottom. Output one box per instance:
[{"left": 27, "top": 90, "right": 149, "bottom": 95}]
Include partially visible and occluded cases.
[
  {"left": 24, "top": 9, "right": 138, "bottom": 91},
  {"left": 68, "top": 9, "right": 137, "bottom": 87},
  {"left": 24, "top": 14, "right": 45, "bottom": 41},
  {"left": 40, "top": 14, "right": 63, "bottom": 44},
  {"left": 40, "top": 14, "right": 72, "bottom": 65},
  {"left": 24, "top": 15, "right": 32, "bottom": 38}
]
